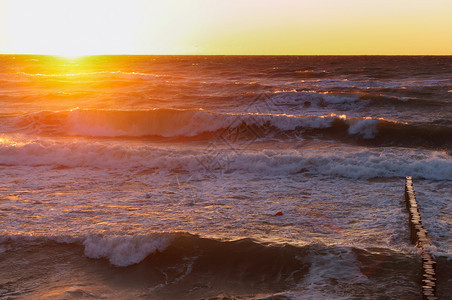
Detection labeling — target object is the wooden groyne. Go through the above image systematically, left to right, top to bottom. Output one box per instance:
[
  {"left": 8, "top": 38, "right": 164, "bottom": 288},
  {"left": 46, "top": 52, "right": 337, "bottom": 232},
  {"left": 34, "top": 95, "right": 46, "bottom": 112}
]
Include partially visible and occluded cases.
[{"left": 404, "top": 176, "right": 437, "bottom": 300}]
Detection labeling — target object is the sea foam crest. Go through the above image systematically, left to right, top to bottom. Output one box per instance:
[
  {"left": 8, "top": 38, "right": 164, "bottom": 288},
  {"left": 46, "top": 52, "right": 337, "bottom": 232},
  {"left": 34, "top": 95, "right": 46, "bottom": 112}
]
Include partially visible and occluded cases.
[
  {"left": 347, "top": 118, "right": 380, "bottom": 139},
  {"left": 83, "top": 234, "right": 172, "bottom": 267}
]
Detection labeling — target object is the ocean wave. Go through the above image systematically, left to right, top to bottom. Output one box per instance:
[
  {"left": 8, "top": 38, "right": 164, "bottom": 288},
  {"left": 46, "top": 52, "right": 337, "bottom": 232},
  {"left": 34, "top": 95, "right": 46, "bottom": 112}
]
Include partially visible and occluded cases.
[
  {"left": 302, "top": 78, "right": 452, "bottom": 89},
  {"left": 267, "top": 90, "right": 447, "bottom": 109},
  {"left": 269, "top": 90, "right": 363, "bottom": 107},
  {"left": 2, "top": 108, "right": 451, "bottom": 149},
  {"left": 0, "top": 137, "right": 450, "bottom": 180},
  {"left": 0, "top": 232, "right": 417, "bottom": 268},
  {"left": 0, "top": 232, "right": 308, "bottom": 267},
  {"left": 0, "top": 233, "right": 436, "bottom": 298}
]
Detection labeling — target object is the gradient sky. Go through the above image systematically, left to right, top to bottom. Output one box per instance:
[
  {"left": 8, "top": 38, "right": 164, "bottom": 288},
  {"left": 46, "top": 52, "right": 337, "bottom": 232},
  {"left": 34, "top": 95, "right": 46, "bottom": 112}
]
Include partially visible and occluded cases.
[{"left": 1, "top": 0, "right": 451, "bottom": 55}]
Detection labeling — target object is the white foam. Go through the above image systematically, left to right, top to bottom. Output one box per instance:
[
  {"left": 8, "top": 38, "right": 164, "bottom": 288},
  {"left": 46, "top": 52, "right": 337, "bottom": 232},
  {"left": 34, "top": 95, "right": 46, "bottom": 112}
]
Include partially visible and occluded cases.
[
  {"left": 271, "top": 90, "right": 360, "bottom": 105},
  {"left": 347, "top": 118, "right": 379, "bottom": 139},
  {"left": 1, "top": 136, "right": 450, "bottom": 180},
  {"left": 226, "top": 148, "right": 452, "bottom": 180},
  {"left": 83, "top": 234, "right": 171, "bottom": 267},
  {"left": 281, "top": 246, "right": 368, "bottom": 299},
  {"left": 303, "top": 247, "right": 367, "bottom": 284}
]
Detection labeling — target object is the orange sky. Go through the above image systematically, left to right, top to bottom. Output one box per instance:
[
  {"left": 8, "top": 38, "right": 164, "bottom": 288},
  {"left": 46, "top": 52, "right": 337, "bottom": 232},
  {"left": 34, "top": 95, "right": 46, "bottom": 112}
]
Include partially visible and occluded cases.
[{"left": 1, "top": 0, "right": 451, "bottom": 56}]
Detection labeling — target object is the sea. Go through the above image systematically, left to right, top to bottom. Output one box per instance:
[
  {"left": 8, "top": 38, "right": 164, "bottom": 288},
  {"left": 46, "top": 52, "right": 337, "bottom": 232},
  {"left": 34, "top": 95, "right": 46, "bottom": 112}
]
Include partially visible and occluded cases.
[{"left": 0, "top": 55, "right": 451, "bottom": 299}]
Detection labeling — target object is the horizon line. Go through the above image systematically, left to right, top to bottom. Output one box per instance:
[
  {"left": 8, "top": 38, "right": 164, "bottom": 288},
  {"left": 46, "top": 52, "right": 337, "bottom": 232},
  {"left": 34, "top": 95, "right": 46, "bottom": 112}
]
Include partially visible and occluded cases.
[{"left": 1, "top": 53, "right": 452, "bottom": 57}]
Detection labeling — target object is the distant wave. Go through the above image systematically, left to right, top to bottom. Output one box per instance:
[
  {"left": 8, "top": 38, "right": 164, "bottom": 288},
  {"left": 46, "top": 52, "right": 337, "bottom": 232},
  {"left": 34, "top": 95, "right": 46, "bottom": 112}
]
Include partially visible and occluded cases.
[
  {"left": 264, "top": 68, "right": 331, "bottom": 78},
  {"left": 298, "top": 78, "right": 452, "bottom": 89},
  {"left": 267, "top": 90, "right": 449, "bottom": 109},
  {"left": 2, "top": 108, "right": 451, "bottom": 149}
]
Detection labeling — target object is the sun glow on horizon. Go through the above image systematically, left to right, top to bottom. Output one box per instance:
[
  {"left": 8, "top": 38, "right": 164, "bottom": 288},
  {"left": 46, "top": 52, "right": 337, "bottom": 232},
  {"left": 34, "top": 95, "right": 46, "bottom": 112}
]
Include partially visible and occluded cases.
[{"left": 1, "top": 0, "right": 451, "bottom": 55}]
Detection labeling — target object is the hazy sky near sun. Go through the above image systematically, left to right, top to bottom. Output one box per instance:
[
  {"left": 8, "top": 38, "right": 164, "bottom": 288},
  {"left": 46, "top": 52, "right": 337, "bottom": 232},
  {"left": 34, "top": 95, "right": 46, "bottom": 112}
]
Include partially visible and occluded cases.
[{"left": 1, "top": 0, "right": 451, "bottom": 55}]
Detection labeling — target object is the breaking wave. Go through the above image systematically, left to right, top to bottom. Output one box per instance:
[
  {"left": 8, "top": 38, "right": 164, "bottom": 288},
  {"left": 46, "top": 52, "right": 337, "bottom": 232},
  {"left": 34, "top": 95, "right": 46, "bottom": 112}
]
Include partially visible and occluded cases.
[
  {"left": 2, "top": 108, "right": 451, "bottom": 148},
  {"left": 0, "top": 137, "right": 450, "bottom": 180},
  {"left": 0, "top": 232, "right": 426, "bottom": 298}
]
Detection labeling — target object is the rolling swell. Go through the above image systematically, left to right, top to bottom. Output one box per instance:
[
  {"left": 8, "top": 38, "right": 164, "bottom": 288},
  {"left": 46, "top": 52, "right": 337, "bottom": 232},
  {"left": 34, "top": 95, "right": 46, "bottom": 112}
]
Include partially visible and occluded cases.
[{"left": 2, "top": 108, "right": 451, "bottom": 149}]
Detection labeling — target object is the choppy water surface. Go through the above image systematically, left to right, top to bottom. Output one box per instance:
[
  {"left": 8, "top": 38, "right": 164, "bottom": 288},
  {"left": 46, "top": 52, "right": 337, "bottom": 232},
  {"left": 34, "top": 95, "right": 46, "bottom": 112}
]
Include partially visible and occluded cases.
[{"left": 0, "top": 55, "right": 451, "bottom": 299}]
